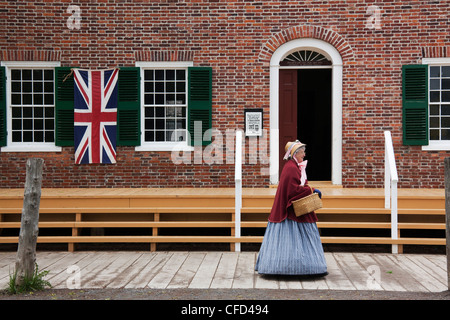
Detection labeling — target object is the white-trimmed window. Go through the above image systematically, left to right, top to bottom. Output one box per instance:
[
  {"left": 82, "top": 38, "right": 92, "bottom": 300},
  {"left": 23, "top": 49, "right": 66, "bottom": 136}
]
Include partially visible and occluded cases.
[
  {"left": 422, "top": 58, "right": 450, "bottom": 151},
  {"left": 1, "top": 61, "right": 61, "bottom": 152},
  {"left": 135, "top": 61, "right": 193, "bottom": 151}
]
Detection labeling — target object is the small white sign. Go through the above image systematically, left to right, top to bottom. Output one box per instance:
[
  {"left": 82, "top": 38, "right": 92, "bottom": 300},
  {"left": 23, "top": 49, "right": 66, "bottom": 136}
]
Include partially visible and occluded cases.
[{"left": 245, "top": 109, "right": 263, "bottom": 137}]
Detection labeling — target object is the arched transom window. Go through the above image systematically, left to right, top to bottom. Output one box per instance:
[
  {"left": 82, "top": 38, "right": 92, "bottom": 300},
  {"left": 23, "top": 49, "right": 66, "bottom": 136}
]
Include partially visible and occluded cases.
[{"left": 281, "top": 50, "right": 332, "bottom": 66}]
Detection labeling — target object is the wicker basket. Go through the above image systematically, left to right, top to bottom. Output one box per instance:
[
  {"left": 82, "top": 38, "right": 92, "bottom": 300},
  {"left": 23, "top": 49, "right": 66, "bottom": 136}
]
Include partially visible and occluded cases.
[{"left": 292, "top": 193, "right": 323, "bottom": 217}]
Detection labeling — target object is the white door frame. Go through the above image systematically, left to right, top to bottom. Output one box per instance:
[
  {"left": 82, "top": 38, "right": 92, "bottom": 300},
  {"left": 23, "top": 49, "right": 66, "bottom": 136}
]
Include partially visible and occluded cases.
[{"left": 269, "top": 38, "right": 343, "bottom": 185}]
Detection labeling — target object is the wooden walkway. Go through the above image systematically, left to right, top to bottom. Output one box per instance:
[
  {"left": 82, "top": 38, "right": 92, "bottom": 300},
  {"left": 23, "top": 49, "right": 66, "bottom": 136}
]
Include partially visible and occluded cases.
[{"left": 0, "top": 251, "right": 447, "bottom": 292}]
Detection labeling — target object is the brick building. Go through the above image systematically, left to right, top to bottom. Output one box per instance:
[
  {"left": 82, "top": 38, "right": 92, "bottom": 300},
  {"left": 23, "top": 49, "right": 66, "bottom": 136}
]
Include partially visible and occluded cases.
[{"left": 0, "top": 0, "right": 449, "bottom": 189}]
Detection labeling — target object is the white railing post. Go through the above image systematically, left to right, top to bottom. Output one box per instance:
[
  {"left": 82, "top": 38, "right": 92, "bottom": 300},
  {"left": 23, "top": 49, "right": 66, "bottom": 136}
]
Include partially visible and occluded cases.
[
  {"left": 235, "top": 130, "right": 243, "bottom": 252},
  {"left": 384, "top": 131, "right": 399, "bottom": 254}
]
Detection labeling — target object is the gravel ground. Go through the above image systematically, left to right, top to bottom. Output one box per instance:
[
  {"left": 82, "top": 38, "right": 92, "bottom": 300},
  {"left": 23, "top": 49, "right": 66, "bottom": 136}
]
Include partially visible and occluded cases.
[
  {"left": 1, "top": 287, "right": 450, "bottom": 300},
  {"left": 2, "top": 288, "right": 449, "bottom": 319}
]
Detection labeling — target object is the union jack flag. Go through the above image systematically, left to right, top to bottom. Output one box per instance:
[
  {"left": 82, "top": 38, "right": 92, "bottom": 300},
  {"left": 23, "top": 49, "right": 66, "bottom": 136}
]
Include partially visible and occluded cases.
[{"left": 73, "top": 69, "right": 119, "bottom": 164}]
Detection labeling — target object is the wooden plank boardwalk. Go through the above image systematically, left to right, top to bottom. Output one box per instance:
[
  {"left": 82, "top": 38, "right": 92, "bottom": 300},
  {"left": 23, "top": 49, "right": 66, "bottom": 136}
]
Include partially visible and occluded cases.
[{"left": 0, "top": 251, "right": 447, "bottom": 292}]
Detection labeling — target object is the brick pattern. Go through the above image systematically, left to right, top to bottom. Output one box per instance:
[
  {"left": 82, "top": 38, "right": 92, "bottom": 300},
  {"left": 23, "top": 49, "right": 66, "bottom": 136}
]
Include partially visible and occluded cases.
[
  {"left": 0, "top": 1, "right": 449, "bottom": 188},
  {"left": 0, "top": 50, "right": 61, "bottom": 61}
]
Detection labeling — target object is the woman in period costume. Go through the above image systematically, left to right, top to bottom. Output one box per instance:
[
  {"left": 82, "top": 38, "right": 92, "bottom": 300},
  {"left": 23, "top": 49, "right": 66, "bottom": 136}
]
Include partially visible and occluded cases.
[{"left": 255, "top": 140, "right": 327, "bottom": 276}]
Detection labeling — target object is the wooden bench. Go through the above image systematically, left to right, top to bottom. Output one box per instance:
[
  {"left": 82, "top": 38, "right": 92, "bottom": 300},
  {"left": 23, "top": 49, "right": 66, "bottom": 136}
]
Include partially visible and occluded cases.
[{"left": 0, "top": 205, "right": 446, "bottom": 252}]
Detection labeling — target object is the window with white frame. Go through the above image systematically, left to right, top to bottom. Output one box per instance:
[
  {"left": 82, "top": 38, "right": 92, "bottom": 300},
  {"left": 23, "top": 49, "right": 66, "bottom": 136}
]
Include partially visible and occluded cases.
[
  {"left": 422, "top": 58, "right": 450, "bottom": 150},
  {"left": 2, "top": 61, "right": 61, "bottom": 152},
  {"left": 136, "top": 61, "right": 193, "bottom": 151},
  {"left": 429, "top": 65, "right": 450, "bottom": 140}
]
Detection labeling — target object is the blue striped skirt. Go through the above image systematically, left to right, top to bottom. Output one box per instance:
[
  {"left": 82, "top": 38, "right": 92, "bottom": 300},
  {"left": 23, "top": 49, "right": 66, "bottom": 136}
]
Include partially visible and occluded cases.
[{"left": 255, "top": 219, "right": 327, "bottom": 275}]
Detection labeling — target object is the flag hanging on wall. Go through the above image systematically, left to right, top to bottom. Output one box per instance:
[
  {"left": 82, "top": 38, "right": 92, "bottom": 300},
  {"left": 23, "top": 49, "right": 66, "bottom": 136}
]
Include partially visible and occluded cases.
[{"left": 73, "top": 69, "right": 119, "bottom": 164}]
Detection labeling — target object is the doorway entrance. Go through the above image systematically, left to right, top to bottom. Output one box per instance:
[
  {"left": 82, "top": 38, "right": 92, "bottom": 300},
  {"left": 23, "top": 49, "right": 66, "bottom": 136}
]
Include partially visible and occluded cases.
[
  {"left": 269, "top": 38, "right": 343, "bottom": 185},
  {"left": 279, "top": 68, "right": 332, "bottom": 180}
]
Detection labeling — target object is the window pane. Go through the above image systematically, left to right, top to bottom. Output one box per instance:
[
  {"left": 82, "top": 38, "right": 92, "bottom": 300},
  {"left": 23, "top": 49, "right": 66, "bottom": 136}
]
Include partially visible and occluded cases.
[
  {"left": 430, "top": 66, "right": 440, "bottom": 77},
  {"left": 442, "top": 66, "right": 450, "bottom": 77},
  {"left": 11, "top": 69, "right": 21, "bottom": 80},
  {"left": 22, "top": 70, "right": 32, "bottom": 80},
  {"left": 33, "top": 70, "right": 43, "bottom": 80},
  {"left": 44, "top": 70, "right": 53, "bottom": 80},
  {"left": 144, "top": 70, "right": 153, "bottom": 80},
  {"left": 155, "top": 70, "right": 164, "bottom": 80},
  {"left": 166, "top": 70, "right": 175, "bottom": 80},
  {"left": 176, "top": 70, "right": 185, "bottom": 80},
  {"left": 430, "top": 79, "right": 440, "bottom": 90},
  {"left": 442, "top": 79, "right": 450, "bottom": 90},
  {"left": 44, "top": 81, "right": 53, "bottom": 92},
  {"left": 11, "top": 82, "right": 21, "bottom": 92},
  {"left": 22, "top": 82, "right": 32, "bottom": 93},
  {"left": 33, "top": 82, "right": 43, "bottom": 92},
  {"left": 144, "top": 82, "right": 154, "bottom": 92},
  {"left": 155, "top": 82, "right": 164, "bottom": 93},
  {"left": 166, "top": 82, "right": 175, "bottom": 92},
  {"left": 176, "top": 82, "right": 185, "bottom": 92},
  {"left": 430, "top": 91, "right": 440, "bottom": 102},
  {"left": 442, "top": 91, "right": 450, "bottom": 102},
  {"left": 11, "top": 94, "right": 21, "bottom": 105},
  {"left": 23, "top": 94, "right": 32, "bottom": 105},
  {"left": 34, "top": 94, "right": 43, "bottom": 105},
  {"left": 44, "top": 94, "right": 53, "bottom": 105},
  {"left": 144, "top": 94, "right": 154, "bottom": 105},
  {"left": 166, "top": 94, "right": 175, "bottom": 104},
  {"left": 176, "top": 94, "right": 186, "bottom": 104},
  {"left": 430, "top": 105, "right": 439, "bottom": 115},
  {"left": 442, "top": 105, "right": 450, "bottom": 115},
  {"left": 12, "top": 107, "right": 21, "bottom": 118},
  {"left": 23, "top": 107, "right": 32, "bottom": 117},
  {"left": 45, "top": 107, "right": 54, "bottom": 117},
  {"left": 145, "top": 107, "right": 154, "bottom": 117},
  {"left": 166, "top": 107, "right": 175, "bottom": 117},
  {"left": 35, "top": 108, "right": 44, "bottom": 119},
  {"left": 430, "top": 117, "right": 439, "bottom": 128},
  {"left": 442, "top": 117, "right": 450, "bottom": 128},
  {"left": 12, "top": 119, "right": 21, "bottom": 130},
  {"left": 23, "top": 119, "right": 32, "bottom": 130},
  {"left": 34, "top": 119, "right": 43, "bottom": 130},
  {"left": 45, "top": 119, "right": 54, "bottom": 130},
  {"left": 145, "top": 119, "right": 154, "bottom": 129},
  {"left": 156, "top": 119, "right": 164, "bottom": 129},
  {"left": 442, "top": 129, "right": 450, "bottom": 140},
  {"left": 12, "top": 131, "right": 22, "bottom": 142},
  {"left": 23, "top": 131, "right": 33, "bottom": 142},
  {"left": 34, "top": 131, "right": 44, "bottom": 142},
  {"left": 45, "top": 131, "right": 54, "bottom": 142},
  {"left": 145, "top": 131, "right": 154, "bottom": 141},
  {"left": 155, "top": 131, "right": 164, "bottom": 141}
]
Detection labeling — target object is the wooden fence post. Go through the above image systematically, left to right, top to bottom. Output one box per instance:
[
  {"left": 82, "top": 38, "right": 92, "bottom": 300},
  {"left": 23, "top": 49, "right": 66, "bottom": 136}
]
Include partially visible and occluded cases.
[
  {"left": 444, "top": 157, "right": 450, "bottom": 291},
  {"left": 14, "top": 158, "right": 44, "bottom": 288}
]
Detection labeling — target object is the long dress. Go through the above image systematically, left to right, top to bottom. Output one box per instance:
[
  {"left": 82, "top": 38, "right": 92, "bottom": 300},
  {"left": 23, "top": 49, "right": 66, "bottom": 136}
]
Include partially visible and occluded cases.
[{"left": 255, "top": 159, "right": 327, "bottom": 275}]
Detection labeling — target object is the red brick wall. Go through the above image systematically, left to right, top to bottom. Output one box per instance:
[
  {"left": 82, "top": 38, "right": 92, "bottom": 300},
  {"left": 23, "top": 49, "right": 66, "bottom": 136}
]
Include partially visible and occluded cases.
[{"left": 0, "top": 1, "right": 449, "bottom": 188}]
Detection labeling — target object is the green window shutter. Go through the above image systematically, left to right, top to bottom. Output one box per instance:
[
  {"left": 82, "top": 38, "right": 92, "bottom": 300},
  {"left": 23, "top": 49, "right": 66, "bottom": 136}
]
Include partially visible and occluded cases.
[
  {"left": 402, "top": 65, "right": 428, "bottom": 146},
  {"left": 0, "top": 66, "right": 6, "bottom": 146},
  {"left": 188, "top": 66, "right": 212, "bottom": 146},
  {"left": 55, "top": 67, "right": 75, "bottom": 146},
  {"left": 117, "top": 67, "right": 140, "bottom": 146}
]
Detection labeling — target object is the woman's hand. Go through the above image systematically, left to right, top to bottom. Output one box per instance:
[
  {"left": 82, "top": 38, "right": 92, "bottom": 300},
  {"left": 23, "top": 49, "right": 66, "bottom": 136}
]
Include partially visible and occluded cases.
[{"left": 313, "top": 188, "right": 322, "bottom": 199}]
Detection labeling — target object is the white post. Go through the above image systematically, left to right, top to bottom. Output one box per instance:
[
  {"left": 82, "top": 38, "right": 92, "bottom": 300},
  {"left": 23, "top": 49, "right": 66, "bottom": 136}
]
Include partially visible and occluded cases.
[
  {"left": 235, "top": 130, "right": 243, "bottom": 252},
  {"left": 384, "top": 131, "right": 399, "bottom": 254},
  {"left": 391, "top": 180, "right": 398, "bottom": 254}
]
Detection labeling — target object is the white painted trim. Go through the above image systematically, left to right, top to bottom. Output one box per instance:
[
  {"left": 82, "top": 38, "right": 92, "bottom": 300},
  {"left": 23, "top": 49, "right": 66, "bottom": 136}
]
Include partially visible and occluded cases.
[
  {"left": 269, "top": 38, "right": 343, "bottom": 185},
  {"left": 421, "top": 58, "right": 450, "bottom": 151},
  {"left": 1, "top": 61, "right": 62, "bottom": 152},
  {"left": 135, "top": 61, "right": 194, "bottom": 152}
]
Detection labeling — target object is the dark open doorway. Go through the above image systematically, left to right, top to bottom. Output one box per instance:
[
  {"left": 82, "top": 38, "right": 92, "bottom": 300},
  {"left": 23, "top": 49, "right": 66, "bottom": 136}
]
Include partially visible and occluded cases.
[
  {"left": 278, "top": 68, "right": 332, "bottom": 181},
  {"left": 298, "top": 68, "right": 332, "bottom": 181}
]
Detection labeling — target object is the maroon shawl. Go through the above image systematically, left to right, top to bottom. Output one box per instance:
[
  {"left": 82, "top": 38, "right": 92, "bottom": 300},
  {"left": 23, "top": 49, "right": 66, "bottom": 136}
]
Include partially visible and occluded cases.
[{"left": 268, "top": 159, "right": 318, "bottom": 223}]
